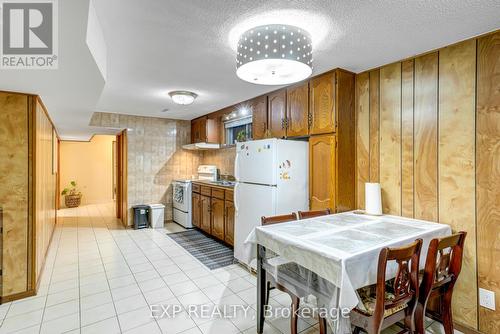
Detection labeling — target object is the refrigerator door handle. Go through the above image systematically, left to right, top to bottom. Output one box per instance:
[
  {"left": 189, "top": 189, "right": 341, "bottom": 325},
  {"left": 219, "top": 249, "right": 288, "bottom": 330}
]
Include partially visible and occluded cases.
[
  {"left": 234, "top": 151, "right": 240, "bottom": 181},
  {"left": 234, "top": 182, "right": 239, "bottom": 215}
]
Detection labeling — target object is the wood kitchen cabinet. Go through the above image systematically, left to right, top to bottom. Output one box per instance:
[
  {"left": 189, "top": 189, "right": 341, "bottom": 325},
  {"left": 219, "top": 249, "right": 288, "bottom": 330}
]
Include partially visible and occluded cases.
[
  {"left": 309, "top": 70, "right": 355, "bottom": 212},
  {"left": 309, "top": 72, "right": 336, "bottom": 135},
  {"left": 286, "top": 82, "right": 309, "bottom": 137},
  {"left": 267, "top": 90, "right": 287, "bottom": 138},
  {"left": 251, "top": 95, "right": 268, "bottom": 140},
  {"left": 191, "top": 116, "right": 219, "bottom": 143},
  {"left": 309, "top": 134, "right": 336, "bottom": 210},
  {"left": 192, "top": 183, "right": 235, "bottom": 246},
  {"left": 192, "top": 192, "right": 201, "bottom": 228},
  {"left": 200, "top": 195, "right": 212, "bottom": 233},
  {"left": 211, "top": 198, "right": 225, "bottom": 240},
  {"left": 224, "top": 200, "right": 235, "bottom": 246}
]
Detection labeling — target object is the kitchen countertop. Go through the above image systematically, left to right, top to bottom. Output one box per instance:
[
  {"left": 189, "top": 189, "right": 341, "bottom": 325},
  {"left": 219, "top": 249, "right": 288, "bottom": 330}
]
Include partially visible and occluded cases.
[{"left": 192, "top": 180, "right": 235, "bottom": 190}]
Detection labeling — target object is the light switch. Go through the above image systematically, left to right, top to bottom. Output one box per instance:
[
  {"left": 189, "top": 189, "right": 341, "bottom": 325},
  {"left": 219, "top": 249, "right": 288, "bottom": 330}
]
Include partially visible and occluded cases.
[{"left": 479, "top": 288, "right": 496, "bottom": 310}]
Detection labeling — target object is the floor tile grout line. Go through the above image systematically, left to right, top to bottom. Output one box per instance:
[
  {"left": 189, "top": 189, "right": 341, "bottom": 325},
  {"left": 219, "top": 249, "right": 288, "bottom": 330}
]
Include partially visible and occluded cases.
[
  {"left": 85, "top": 203, "right": 123, "bottom": 333},
  {"left": 94, "top": 203, "right": 161, "bottom": 333},
  {"left": 36, "top": 209, "right": 65, "bottom": 334},
  {"left": 124, "top": 222, "right": 254, "bottom": 333}
]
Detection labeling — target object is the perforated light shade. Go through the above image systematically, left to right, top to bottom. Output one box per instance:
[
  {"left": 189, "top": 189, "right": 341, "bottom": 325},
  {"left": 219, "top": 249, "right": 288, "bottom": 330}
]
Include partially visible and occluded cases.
[{"left": 236, "top": 24, "right": 313, "bottom": 85}]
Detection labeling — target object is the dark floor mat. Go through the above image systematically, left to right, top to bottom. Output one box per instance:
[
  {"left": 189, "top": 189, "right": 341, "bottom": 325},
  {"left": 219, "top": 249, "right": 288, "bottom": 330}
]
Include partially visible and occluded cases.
[{"left": 168, "top": 229, "right": 236, "bottom": 270}]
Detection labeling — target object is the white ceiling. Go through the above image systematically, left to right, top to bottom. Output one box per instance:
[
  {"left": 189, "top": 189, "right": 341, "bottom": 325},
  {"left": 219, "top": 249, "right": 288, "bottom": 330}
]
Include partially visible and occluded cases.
[{"left": 1, "top": 0, "right": 499, "bottom": 140}]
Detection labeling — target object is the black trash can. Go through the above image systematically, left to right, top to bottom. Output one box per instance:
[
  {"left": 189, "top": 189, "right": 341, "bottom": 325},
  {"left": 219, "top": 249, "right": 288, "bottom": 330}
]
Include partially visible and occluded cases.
[{"left": 132, "top": 205, "right": 150, "bottom": 229}]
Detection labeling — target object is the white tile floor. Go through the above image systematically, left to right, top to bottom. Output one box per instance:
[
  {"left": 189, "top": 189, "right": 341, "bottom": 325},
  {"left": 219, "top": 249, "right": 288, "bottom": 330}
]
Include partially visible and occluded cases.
[{"left": 0, "top": 203, "right": 460, "bottom": 334}]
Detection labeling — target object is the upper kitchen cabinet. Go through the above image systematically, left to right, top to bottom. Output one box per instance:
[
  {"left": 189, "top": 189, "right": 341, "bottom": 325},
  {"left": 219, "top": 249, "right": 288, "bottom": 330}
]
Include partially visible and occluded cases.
[
  {"left": 309, "top": 69, "right": 355, "bottom": 135},
  {"left": 309, "top": 71, "right": 335, "bottom": 135},
  {"left": 286, "top": 82, "right": 309, "bottom": 137},
  {"left": 267, "top": 89, "right": 287, "bottom": 138},
  {"left": 250, "top": 95, "right": 268, "bottom": 140},
  {"left": 191, "top": 116, "right": 220, "bottom": 143}
]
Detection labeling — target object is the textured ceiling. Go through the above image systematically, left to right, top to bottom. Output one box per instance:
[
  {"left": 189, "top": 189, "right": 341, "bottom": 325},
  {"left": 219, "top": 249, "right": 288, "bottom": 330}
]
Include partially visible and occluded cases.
[{"left": 1, "top": 0, "right": 499, "bottom": 140}]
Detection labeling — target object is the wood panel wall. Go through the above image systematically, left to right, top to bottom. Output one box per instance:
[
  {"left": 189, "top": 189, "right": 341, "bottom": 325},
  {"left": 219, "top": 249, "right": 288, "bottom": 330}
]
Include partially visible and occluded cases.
[
  {"left": 355, "top": 31, "right": 500, "bottom": 332},
  {"left": 476, "top": 32, "right": 500, "bottom": 334},
  {"left": 0, "top": 92, "right": 58, "bottom": 302},
  {"left": 0, "top": 93, "right": 30, "bottom": 296},
  {"left": 35, "top": 100, "right": 57, "bottom": 280}
]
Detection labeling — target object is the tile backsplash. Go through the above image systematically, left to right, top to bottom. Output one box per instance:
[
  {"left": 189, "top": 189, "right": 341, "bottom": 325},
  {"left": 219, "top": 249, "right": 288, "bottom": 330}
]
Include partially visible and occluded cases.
[{"left": 201, "top": 146, "right": 236, "bottom": 176}]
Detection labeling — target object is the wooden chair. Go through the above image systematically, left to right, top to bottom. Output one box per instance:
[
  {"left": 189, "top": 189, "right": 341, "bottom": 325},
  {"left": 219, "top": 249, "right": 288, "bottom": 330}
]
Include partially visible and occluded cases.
[
  {"left": 297, "top": 208, "right": 331, "bottom": 219},
  {"left": 261, "top": 213, "right": 301, "bottom": 334},
  {"left": 415, "top": 232, "right": 466, "bottom": 334},
  {"left": 346, "top": 239, "right": 423, "bottom": 334}
]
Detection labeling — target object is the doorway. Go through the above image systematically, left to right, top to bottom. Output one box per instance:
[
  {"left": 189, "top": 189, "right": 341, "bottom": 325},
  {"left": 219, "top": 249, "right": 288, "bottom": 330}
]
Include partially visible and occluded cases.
[{"left": 58, "top": 133, "right": 127, "bottom": 224}]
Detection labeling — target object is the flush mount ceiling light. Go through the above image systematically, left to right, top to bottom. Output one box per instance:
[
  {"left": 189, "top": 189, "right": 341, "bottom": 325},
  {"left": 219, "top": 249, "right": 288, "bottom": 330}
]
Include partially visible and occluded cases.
[
  {"left": 236, "top": 24, "right": 313, "bottom": 85},
  {"left": 168, "top": 91, "right": 198, "bottom": 105}
]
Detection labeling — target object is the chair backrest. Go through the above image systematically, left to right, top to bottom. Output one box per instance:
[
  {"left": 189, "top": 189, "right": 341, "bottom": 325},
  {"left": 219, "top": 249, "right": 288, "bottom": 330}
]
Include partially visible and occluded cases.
[
  {"left": 297, "top": 208, "right": 331, "bottom": 219},
  {"left": 261, "top": 213, "right": 297, "bottom": 226},
  {"left": 419, "top": 232, "right": 466, "bottom": 305},
  {"left": 372, "top": 239, "right": 422, "bottom": 331}
]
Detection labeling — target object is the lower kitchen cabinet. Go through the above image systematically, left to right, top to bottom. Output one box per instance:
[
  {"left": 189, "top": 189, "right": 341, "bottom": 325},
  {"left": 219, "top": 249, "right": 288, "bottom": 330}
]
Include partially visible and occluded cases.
[
  {"left": 192, "top": 183, "right": 235, "bottom": 246},
  {"left": 192, "top": 192, "right": 201, "bottom": 228},
  {"left": 200, "top": 195, "right": 212, "bottom": 233},
  {"left": 211, "top": 198, "right": 225, "bottom": 240},
  {"left": 224, "top": 200, "right": 235, "bottom": 246}
]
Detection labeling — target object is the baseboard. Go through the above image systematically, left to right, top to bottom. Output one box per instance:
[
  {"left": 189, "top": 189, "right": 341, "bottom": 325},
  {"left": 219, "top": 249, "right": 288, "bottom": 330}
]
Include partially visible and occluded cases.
[
  {"left": 0, "top": 289, "right": 36, "bottom": 304},
  {"left": 455, "top": 321, "right": 483, "bottom": 334}
]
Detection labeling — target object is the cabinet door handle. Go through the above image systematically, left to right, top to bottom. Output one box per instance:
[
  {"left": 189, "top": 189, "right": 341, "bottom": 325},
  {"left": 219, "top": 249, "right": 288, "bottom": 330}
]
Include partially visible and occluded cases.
[{"left": 281, "top": 118, "right": 284, "bottom": 129}]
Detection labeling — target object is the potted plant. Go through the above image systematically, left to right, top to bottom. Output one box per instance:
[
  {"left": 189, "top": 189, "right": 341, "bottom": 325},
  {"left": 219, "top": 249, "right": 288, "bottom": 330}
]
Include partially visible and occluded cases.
[
  {"left": 236, "top": 130, "right": 247, "bottom": 143},
  {"left": 62, "top": 181, "right": 82, "bottom": 208}
]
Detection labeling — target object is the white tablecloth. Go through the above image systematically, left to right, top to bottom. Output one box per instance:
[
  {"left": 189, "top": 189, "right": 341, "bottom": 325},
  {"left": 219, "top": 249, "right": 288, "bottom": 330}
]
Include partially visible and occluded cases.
[{"left": 244, "top": 211, "right": 451, "bottom": 332}]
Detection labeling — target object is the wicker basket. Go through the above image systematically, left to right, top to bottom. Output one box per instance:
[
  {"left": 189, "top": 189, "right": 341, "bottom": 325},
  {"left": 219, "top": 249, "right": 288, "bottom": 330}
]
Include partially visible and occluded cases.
[{"left": 65, "top": 195, "right": 81, "bottom": 208}]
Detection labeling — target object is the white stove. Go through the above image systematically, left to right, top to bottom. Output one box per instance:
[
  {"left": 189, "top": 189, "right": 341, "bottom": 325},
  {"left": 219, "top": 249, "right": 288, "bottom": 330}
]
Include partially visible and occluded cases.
[{"left": 172, "top": 165, "right": 218, "bottom": 228}]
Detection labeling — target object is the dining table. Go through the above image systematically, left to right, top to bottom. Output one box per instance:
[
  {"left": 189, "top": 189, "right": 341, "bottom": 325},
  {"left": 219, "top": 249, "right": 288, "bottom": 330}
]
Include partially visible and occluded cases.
[{"left": 244, "top": 211, "right": 452, "bottom": 334}]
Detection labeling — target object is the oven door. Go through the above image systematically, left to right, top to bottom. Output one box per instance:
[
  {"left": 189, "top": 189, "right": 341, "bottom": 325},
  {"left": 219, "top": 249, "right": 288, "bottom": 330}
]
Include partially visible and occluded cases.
[{"left": 172, "top": 182, "right": 190, "bottom": 212}]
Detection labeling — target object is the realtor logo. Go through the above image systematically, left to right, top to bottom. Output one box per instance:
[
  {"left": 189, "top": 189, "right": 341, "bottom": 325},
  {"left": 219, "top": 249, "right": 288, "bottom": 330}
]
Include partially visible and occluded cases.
[{"left": 1, "top": 0, "right": 58, "bottom": 69}]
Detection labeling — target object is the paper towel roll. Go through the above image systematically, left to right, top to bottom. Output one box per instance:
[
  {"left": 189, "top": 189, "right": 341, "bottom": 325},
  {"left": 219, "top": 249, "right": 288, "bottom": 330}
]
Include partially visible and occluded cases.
[{"left": 365, "top": 183, "right": 382, "bottom": 215}]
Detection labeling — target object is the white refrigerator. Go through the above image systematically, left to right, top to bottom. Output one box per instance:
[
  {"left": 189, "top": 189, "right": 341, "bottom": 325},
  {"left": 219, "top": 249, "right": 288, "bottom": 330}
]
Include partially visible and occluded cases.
[{"left": 233, "top": 138, "right": 309, "bottom": 265}]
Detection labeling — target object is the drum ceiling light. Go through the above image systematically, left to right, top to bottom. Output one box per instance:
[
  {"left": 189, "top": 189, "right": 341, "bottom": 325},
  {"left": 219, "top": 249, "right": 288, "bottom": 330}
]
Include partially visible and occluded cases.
[
  {"left": 236, "top": 24, "right": 313, "bottom": 85},
  {"left": 168, "top": 91, "right": 198, "bottom": 105}
]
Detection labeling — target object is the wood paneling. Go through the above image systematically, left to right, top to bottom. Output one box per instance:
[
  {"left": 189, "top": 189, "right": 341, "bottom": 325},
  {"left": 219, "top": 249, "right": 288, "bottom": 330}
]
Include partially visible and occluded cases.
[
  {"left": 354, "top": 31, "right": 500, "bottom": 332},
  {"left": 477, "top": 32, "right": 500, "bottom": 334},
  {"left": 438, "top": 40, "right": 477, "bottom": 327},
  {"left": 414, "top": 52, "right": 439, "bottom": 221},
  {"left": 401, "top": 60, "right": 415, "bottom": 218},
  {"left": 379, "top": 63, "right": 401, "bottom": 215},
  {"left": 369, "top": 70, "right": 380, "bottom": 182},
  {"left": 310, "top": 72, "right": 336, "bottom": 135},
  {"left": 355, "top": 73, "right": 370, "bottom": 209},
  {"left": 286, "top": 83, "right": 309, "bottom": 137},
  {"left": 267, "top": 90, "right": 287, "bottom": 138},
  {"left": 0, "top": 93, "right": 30, "bottom": 295},
  {"left": 251, "top": 96, "right": 268, "bottom": 140},
  {"left": 35, "top": 100, "right": 57, "bottom": 281},
  {"left": 309, "top": 134, "right": 336, "bottom": 210}
]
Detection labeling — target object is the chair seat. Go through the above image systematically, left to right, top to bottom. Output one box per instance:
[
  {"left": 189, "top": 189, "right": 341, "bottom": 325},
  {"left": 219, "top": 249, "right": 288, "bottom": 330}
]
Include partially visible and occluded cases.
[{"left": 355, "top": 285, "right": 408, "bottom": 317}]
